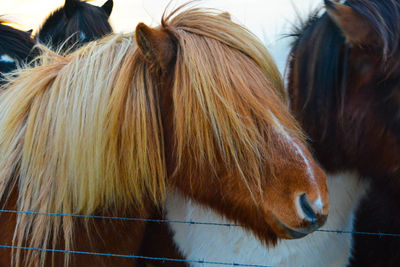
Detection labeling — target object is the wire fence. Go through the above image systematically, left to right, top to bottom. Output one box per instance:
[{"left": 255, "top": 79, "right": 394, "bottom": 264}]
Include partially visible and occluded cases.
[
  {"left": 0, "top": 208, "right": 399, "bottom": 266},
  {"left": 1, "top": 209, "right": 400, "bottom": 237},
  {"left": 0, "top": 244, "right": 272, "bottom": 267}
]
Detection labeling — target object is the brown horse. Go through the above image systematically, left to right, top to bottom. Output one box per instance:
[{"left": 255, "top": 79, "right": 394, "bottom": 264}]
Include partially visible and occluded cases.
[
  {"left": 288, "top": 0, "right": 400, "bottom": 266},
  {"left": 141, "top": 1, "right": 400, "bottom": 265},
  {"left": 0, "top": 6, "right": 328, "bottom": 267},
  {"left": 138, "top": 10, "right": 333, "bottom": 267}
]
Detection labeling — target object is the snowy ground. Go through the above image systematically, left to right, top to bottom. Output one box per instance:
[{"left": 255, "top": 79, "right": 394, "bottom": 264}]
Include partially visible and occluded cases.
[{"left": 1, "top": 0, "right": 324, "bottom": 73}]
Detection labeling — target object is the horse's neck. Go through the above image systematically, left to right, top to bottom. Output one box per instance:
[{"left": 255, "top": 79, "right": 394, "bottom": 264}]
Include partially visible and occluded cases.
[{"left": 165, "top": 172, "right": 369, "bottom": 267}]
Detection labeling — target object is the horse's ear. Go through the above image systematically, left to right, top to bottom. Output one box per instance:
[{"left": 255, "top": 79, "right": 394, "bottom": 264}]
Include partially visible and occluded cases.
[
  {"left": 64, "top": 0, "right": 77, "bottom": 19},
  {"left": 101, "top": 0, "right": 113, "bottom": 17},
  {"left": 325, "top": 0, "right": 375, "bottom": 46},
  {"left": 218, "top": 12, "right": 231, "bottom": 21},
  {"left": 136, "top": 23, "right": 177, "bottom": 72},
  {"left": 27, "top": 29, "right": 33, "bottom": 36}
]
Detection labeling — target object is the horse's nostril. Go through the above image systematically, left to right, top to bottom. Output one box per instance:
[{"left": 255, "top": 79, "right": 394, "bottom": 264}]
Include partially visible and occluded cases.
[
  {"left": 299, "top": 193, "right": 317, "bottom": 223},
  {"left": 276, "top": 194, "right": 326, "bottom": 239}
]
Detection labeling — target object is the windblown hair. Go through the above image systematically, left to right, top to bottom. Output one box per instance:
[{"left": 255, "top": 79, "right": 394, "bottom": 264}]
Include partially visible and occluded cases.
[
  {"left": 36, "top": 0, "right": 113, "bottom": 52},
  {"left": 289, "top": 0, "right": 400, "bottom": 137},
  {"left": 0, "top": 6, "right": 297, "bottom": 266},
  {"left": 0, "top": 20, "right": 37, "bottom": 83}
]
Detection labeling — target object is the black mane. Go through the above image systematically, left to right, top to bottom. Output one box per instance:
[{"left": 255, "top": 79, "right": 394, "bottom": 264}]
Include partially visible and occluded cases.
[
  {"left": 36, "top": 0, "right": 113, "bottom": 51},
  {"left": 289, "top": 11, "right": 346, "bottom": 137}
]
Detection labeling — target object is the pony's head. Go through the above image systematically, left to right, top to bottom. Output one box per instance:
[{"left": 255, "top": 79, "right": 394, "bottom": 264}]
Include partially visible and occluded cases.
[
  {"left": 36, "top": 0, "right": 113, "bottom": 51},
  {"left": 288, "top": 0, "right": 400, "bottom": 179},
  {"left": 0, "top": 7, "right": 328, "bottom": 266},
  {"left": 134, "top": 7, "right": 328, "bottom": 242},
  {"left": 0, "top": 20, "right": 36, "bottom": 83}
]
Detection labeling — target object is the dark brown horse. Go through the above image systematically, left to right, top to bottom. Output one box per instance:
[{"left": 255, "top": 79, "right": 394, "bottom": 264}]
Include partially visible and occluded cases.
[
  {"left": 288, "top": 0, "right": 400, "bottom": 266},
  {"left": 0, "top": 6, "right": 328, "bottom": 267}
]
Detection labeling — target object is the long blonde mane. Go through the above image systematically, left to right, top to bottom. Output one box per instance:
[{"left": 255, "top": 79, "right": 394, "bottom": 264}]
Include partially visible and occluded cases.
[{"left": 0, "top": 5, "right": 300, "bottom": 266}]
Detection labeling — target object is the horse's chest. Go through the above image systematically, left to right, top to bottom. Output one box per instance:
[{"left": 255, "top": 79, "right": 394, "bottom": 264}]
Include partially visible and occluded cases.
[{"left": 165, "top": 172, "right": 369, "bottom": 267}]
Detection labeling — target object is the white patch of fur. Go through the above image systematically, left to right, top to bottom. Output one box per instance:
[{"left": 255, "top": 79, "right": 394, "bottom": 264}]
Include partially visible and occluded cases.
[
  {"left": 0, "top": 54, "right": 16, "bottom": 64},
  {"left": 290, "top": 139, "right": 317, "bottom": 186},
  {"left": 166, "top": 172, "right": 369, "bottom": 267}
]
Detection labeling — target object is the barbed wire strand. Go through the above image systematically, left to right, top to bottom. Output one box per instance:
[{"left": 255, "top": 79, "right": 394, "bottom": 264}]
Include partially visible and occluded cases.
[
  {"left": 0, "top": 209, "right": 239, "bottom": 226},
  {"left": 1, "top": 209, "right": 400, "bottom": 238},
  {"left": 0, "top": 244, "right": 271, "bottom": 267}
]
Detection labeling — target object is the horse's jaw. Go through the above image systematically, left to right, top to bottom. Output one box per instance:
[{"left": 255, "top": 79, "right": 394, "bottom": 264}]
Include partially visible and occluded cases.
[{"left": 165, "top": 172, "right": 369, "bottom": 267}]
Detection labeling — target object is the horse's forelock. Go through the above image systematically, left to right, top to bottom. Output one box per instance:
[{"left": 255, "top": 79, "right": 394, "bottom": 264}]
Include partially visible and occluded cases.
[{"left": 161, "top": 7, "right": 303, "bottom": 196}]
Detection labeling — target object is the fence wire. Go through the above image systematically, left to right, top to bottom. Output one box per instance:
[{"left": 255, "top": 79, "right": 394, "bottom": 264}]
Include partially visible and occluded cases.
[
  {"left": 0, "top": 209, "right": 399, "bottom": 266},
  {"left": 1, "top": 209, "right": 399, "bottom": 237},
  {"left": 0, "top": 244, "right": 272, "bottom": 267}
]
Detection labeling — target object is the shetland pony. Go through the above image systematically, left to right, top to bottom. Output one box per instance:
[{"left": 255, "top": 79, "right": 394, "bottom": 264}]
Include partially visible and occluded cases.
[
  {"left": 36, "top": 0, "right": 113, "bottom": 51},
  {"left": 288, "top": 0, "right": 400, "bottom": 266},
  {"left": 0, "top": 6, "right": 329, "bottom": 267},
  {"left": 138, "top": 11, "right": 331, "bottom": 267},
  {"left": 0, "top": 21, "right": 36, "bottom": 85}
]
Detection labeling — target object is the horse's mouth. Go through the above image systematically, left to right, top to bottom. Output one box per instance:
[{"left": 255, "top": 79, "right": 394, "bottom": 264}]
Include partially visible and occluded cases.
[{"left": 274, "top": 215, "right": 327, "bottom": 239}]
